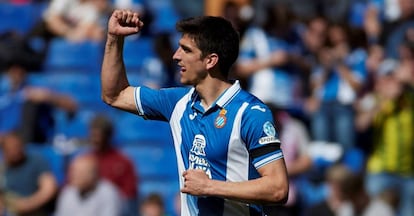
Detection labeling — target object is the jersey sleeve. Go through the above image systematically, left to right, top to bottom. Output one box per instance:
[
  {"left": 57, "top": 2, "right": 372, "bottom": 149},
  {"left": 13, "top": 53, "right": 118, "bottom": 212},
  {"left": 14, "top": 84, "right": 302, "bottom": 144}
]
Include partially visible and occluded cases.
[
  {"left": 134, "top": 86, "right": 190, "bottom": 121},
  {"left": 241, "top": 103, "right": 283, "bottom": 170}
]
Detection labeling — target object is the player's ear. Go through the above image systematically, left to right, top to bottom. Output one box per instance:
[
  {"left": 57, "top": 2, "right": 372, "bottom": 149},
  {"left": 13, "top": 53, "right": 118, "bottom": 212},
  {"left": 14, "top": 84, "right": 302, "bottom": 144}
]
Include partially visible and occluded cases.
[{"left": 205, "top": 53, "right": 218, "bottom": 70}]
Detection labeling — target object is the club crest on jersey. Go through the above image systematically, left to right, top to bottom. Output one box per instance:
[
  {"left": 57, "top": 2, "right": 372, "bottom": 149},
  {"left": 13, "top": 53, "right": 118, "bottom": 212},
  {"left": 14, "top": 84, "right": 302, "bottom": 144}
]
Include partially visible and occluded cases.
[
  {"left": 214, "top": 108, "right": 227, "bottom": 128},
  {"left": 259, "top": 121, "right": 279, "bottom": 145}
]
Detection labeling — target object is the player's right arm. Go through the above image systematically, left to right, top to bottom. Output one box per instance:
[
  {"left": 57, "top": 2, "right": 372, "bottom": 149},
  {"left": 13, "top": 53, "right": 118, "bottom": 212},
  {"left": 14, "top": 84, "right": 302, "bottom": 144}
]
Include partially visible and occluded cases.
[{"left": 101, "top": 10, "right": 144, "bottom": 113}]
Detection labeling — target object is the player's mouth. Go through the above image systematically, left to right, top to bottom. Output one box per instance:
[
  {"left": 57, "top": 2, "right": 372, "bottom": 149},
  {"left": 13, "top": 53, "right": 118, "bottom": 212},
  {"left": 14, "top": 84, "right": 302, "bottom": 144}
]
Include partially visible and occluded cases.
[{"left": 178, "top": 65, "right": 186, "bottom": 73}]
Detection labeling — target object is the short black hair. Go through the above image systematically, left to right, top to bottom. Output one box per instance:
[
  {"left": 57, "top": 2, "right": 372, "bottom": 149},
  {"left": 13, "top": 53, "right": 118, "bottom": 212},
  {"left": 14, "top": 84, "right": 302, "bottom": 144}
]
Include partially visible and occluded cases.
[{"left": 176, "top": 16, "right": 240, "bottom": 78}]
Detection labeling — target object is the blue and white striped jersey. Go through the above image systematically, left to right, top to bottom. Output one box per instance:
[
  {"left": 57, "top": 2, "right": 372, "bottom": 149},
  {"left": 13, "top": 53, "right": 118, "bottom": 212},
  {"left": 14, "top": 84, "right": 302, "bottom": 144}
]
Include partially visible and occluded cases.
[{"left": 134, "top": 81, "right": 283, "bottom": 216}]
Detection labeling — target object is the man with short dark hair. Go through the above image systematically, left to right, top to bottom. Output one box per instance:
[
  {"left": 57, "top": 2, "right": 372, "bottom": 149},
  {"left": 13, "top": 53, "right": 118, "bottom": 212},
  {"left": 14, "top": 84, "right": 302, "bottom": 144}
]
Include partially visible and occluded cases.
[
  {"left": 101, "top": 10, "right": 289, "bottom": 215},
  {"left": 88, "top": 115, "right": 138, "bottom": 216},
  {"left": 0, "top": 131, "right": 58, "bottom": 216}
]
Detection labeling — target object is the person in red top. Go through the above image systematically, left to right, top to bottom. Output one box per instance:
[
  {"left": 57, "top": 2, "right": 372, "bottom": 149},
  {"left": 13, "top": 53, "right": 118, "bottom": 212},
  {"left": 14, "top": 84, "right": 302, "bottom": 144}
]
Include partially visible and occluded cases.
[{"left": 88, "top": 115, "right": 138, "bottom": 216}]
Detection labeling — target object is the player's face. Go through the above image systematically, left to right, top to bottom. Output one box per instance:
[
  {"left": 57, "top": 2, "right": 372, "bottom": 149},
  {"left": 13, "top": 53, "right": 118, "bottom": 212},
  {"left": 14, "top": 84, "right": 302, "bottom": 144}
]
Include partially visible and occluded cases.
[{"left": 173, "top": 34, "right": 208, "bottom": 86}]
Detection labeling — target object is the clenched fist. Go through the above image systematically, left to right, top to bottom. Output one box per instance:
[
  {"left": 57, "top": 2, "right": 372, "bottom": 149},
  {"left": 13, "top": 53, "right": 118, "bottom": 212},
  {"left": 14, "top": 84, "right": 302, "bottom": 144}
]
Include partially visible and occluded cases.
[
  {"left": 108, "top": 10, "right": 144, "bottom": 37},
  {"left": 181, "top": 169, "right": 211, "bottom": 196}
]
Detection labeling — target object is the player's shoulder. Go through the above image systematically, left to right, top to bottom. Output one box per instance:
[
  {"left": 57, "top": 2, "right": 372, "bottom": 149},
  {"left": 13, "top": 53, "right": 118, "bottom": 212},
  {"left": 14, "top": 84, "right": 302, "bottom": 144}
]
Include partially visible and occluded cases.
[
  {"left": 140, "top": 85, "right": 193, "bottom": 100},
  {"left": 157, "top": 86, "right": 192, "bottom": 95},
  {"left": 237, "top": 89, "right": 270, "bottom": 107},
  {"left": 235, "top": 90, "right": 273, "bottom": 117}
]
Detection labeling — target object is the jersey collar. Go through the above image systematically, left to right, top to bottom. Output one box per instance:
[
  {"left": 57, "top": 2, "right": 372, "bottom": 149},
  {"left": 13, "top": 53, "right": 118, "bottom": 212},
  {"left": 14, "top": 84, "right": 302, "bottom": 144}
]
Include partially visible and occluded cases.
[
  {"left": 191, "top": 80, "right": 241, "bottom": 113},
  {"left": 215, "top": 80, "right": 241, "bottom": 108}
]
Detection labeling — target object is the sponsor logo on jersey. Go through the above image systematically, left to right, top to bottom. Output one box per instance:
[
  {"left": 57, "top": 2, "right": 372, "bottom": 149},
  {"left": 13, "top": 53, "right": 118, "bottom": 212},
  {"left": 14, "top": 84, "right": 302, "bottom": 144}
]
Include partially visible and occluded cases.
[
  {"left": 251, "top": 105, "right": 266, "bottom": 112},
  {"left": 189, "top": 112, "right": 197, "bottom": 120},
  {"left": 189, "top": 134, "right": 212, "bottom": 178},
  {"left": 259, "top": 136, "right": 280, "bottom": 145}
]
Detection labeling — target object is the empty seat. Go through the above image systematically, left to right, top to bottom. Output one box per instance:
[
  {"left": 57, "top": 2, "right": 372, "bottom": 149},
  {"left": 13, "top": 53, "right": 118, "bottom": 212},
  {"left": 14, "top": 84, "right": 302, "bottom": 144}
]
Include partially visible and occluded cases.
[
  {"left": 0, "top": 3, "right": 45, "bottom": 34},
  {"left": 151, "top": 6, "right": 180, "bottom": 34},
  {"left": 123, "top": 37, "right": 155, "bottom": 71},
  {"left": 44, "top": 39, "right": 103, "bottom": 72},
  {"left": 27, "top": 73, "right": 102, "bottom": 104},
  {"left": 53, "top": 108, "right": 95, "bottom": 139},
  {"left": 114, "top": 112, "right": 172, "bottom": 143},
  {"left": 121, "top": 144, "right": 178, "bottom": 180}
]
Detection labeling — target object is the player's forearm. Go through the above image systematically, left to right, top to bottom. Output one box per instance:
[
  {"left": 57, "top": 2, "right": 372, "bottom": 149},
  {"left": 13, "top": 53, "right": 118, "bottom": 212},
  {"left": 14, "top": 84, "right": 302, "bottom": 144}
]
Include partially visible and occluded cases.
[
  {"left": 101, "top": 35, "right": 130, "bottom": 105},
  {"left": 205, "top": 174, "right": 288, "bottom": 205}
]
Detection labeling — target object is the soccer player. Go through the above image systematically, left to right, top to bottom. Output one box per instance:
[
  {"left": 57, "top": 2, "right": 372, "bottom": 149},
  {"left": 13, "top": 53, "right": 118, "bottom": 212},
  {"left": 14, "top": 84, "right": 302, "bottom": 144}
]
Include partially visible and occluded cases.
[{"left": 101, "top": 10, "right": 289, "bottom": 215}]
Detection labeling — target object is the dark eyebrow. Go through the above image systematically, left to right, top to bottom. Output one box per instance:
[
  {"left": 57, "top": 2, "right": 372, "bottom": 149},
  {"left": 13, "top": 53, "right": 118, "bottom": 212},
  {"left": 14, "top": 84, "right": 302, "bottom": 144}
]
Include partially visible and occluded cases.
[{"left": 179, "top": 43, "right": 192, "bottom": 52}]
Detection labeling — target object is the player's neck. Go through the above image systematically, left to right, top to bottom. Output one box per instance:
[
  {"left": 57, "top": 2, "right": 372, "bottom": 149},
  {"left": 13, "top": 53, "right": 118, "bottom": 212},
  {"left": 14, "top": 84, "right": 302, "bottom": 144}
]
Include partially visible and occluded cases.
[{"left": 196, "top": 77, "right": 232, "bottom": 110}]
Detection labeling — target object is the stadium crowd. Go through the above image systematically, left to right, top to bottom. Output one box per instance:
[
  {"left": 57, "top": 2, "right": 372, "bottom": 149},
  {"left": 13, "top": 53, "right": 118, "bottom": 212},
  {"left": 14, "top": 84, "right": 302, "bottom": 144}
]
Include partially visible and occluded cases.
[{"left": 0, "top": 0, "right": 413, "bottom": 215}]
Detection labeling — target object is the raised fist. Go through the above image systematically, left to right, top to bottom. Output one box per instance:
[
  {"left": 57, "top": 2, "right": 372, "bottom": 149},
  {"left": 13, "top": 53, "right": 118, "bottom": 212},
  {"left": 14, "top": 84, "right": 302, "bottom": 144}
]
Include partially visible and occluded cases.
[{"left": 107, "top": 10, "right": 144, "bottom": 37}]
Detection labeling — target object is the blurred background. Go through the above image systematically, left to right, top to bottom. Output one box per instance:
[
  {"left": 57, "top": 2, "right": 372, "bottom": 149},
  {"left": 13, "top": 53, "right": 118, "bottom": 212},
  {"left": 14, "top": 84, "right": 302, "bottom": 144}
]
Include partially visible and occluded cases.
[{"left": 0, "top": 0, "right": 413, "bottom": 216}]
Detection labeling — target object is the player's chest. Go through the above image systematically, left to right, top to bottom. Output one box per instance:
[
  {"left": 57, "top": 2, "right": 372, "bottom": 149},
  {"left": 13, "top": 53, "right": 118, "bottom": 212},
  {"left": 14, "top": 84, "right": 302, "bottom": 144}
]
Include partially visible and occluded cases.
[{"left": 179, "top": 108, "right": 237, "bottom": 157}]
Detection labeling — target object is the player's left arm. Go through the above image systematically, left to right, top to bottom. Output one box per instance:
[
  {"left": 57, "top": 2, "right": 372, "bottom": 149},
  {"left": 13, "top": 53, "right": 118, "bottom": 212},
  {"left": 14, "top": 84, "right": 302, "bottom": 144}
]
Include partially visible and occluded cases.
[{"left": 181, "top": 103, "right": 289, "bottom": 204}]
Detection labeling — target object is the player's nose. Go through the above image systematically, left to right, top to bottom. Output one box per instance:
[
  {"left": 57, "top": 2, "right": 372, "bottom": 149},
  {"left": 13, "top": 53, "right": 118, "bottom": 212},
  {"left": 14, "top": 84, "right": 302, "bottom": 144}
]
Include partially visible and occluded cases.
[{"left": 172, "top": 48, "right": 181, "bottom": 62}]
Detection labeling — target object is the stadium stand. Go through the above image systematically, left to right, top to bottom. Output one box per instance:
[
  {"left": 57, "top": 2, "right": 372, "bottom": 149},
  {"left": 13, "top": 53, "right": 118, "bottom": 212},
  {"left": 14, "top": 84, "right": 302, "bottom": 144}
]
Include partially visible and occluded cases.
[
  {"left": 0, "top": 2, "right": 178, "bottom": 214},
  {"left": 0, "top": 3, "right": 46, "bottom": 35},
  {"left": 44, "top": 39, "right": 103, "bottom": 72}
]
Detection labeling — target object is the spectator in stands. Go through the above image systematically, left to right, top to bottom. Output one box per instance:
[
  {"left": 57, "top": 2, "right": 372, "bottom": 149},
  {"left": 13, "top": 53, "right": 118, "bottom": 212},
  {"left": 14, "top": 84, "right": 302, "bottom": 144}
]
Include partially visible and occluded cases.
[
  {"left": 31, "top": 0, "right": 106, "bottom": 43},
  {"left": 363, "top": 0, "right": 414, "bottom": 58},
  {"left": 222, "top": 1, "right": 253, "bottom": 39},
  {"left": 236, "top": 2, "right": 304, "bottom": 110},
  {"left": 295, "top": 16, "right": 329, "bottom": 108},
  {"left": 309, "top": 23, "right": 367, "bottom": 150},
  {"left": 395, "top": 31, "right": 414, "bottom": 87},
  {"left": 364, "top": 45, "right": 385, "bottom": 92},
  {"left": 356, "top": 58, "right": 414, "bottom": 216},
  {"left": 0, "top": 61, "right": 77, "bottom": 143},
  {"left": 265, "top": 104, "right": 313, "bottom": 216},
  {"left": 87, "top": 115, "right": 138, "bottom": 216},
  {"left": 0, "top": 131, "right": 58, "bottom": 216},
  {"left": 55, "top": 155, "right": 122, "bottom": 216},
  {"left": 307, "top": 163, "right": 396, "bottom": 216},
  {"left": 304, "top": 164, "right": 353, "bottom": 216},
  {"left": 339, "top": 173, "right": 397, "bottom": 216},
  {"left": 139, "top": 193, "right": 166, "bottom": 216}
]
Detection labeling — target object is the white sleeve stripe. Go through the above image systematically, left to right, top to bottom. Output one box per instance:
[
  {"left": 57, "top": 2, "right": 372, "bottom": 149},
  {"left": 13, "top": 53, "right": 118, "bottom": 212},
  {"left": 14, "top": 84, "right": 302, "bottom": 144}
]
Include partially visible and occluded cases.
[
  {"left": 134, "top": 87, "right": 144, "bottom": 116},
  {"left": 254, "top": 152, "right": 284, "bottom": 169}
]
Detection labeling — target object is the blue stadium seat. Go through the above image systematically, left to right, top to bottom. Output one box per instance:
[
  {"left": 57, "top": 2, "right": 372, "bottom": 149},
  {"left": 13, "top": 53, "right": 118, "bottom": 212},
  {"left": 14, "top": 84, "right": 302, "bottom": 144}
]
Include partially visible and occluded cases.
[
  {"left": 0, "top": 3, "right": 45, "bottom": 34},
  {"left": 151, "top": 6, "right": 180, "bottom": 34},
  {"left": 123, "top": 37, "right": 155, "bottom": 72},
  {"left": 44, "top": 39, "right": 103, "bottom": 72},
  {"left": 27, "top": 73, "right": 102, "bottom": 104},
  {"left": 52, "top": 103, "right": 119, "bottom": 140},
  {"left": 53, "top": 108, "right": 95, "bottom": 139},
  {"left": 113, "top": 112, "right": 172, "bottom": 143},
  {"left": 121, "top": 144, "right": 178, "bottom": 180}
]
